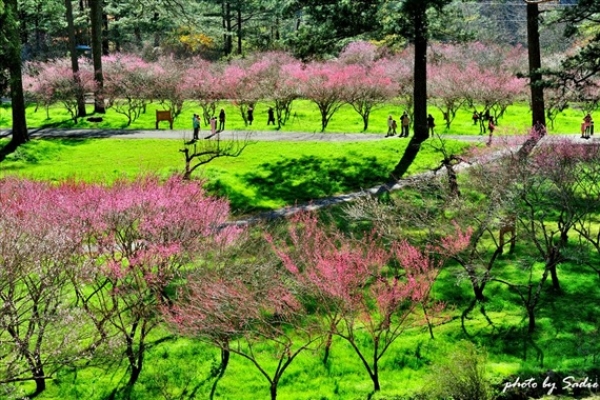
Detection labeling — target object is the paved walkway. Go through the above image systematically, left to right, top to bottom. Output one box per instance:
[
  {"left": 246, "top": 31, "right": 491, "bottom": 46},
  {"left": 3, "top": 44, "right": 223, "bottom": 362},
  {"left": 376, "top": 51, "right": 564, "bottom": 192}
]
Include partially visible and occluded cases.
[
  {"left": 1, "top": 127, "right": 490, "bottom": 143},
  {"left": 1, "top": 127, "right": 592, "bottom": 144}
]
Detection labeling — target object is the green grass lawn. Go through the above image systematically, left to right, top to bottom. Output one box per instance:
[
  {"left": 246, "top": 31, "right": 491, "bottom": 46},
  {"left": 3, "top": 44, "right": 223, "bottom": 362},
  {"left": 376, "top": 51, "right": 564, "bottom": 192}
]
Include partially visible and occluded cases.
[
  {"left": 0, "top": 99, "right": 591, "bottom": 135},
  {"left": 0, "top": 136, "right": 472, "bottom": 213},
  {"left": 15, "top": 253, "right": 600, "bottom": 400}
]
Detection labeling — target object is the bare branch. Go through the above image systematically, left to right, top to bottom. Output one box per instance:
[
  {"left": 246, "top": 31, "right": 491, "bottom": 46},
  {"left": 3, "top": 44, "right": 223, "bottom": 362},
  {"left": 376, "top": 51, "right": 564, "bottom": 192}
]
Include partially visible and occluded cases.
[{"left": 180, "top": 132, "right": 253, "bottom": 180}]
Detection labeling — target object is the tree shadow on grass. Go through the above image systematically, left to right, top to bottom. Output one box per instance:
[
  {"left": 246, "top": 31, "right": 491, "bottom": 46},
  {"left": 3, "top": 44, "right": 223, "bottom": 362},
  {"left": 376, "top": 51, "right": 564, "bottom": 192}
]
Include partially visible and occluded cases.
[
  {"left": 0, "top": 138, "right": 93, "bottom": 171},
  {"left": 207, "top": 154, "right": 391, "bottom": 215}
]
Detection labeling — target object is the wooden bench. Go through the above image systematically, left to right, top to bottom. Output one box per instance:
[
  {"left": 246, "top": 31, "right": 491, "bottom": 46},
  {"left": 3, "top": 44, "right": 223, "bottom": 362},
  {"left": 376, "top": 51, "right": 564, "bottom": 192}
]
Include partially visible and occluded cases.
[{"left": 156, "top": 110, "right": 173, "bottom": 129}]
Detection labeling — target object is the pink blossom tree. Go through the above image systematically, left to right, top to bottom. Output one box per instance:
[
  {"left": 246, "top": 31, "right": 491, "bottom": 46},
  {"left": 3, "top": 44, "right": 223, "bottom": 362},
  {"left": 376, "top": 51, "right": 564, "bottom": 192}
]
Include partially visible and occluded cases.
[
  {"left": 338, "top": 41, "right": 379, "bottom": 67},
  {"left": 430, "top": 43, "right": 528, "bottom": 130},
  {"left": 462, "top": 44, "right": 529, "bottom": 125},
  {"left": 253, "top": 52, "right": 302, "bottom": 128},
  {"left": 102, "top": 54, "right": 153, "bottom": 126},
  {"left": 147, "top": 57, "right": 187, "bottom": 120},
  {"left": 220, "top": 57, "right": 272, "bottom": 126},
  {"left": 23, "top": 58, "right": 95, "bottom": 123},
  {"left": 183, "top": 58, "right": 222, "bottom": 125},
  {"left": 344, "top": 59, "right": 399, "bottom": 131},
  {"left": 293, "top": 61, "right": 353, "bottom": 132},
  {"left": 22, "top": 62, "right": 54, "bottom": 118},
  {"left": 428, "top": 62, "right": 470, "bottom": 129},
  {"left": 464, "top": 140, "right": 600, "bottom": 334},
  {"left": 512, "top": 141, "right": 600, "bottom": 295},
  {"left": 572, "top": 143, "right": 600, "bottom": 277},
  {"left": 70, "top": 177, "right": 241, "bottom": 392},
  {"left": 0, "top": 179, "right": 100, "bottom": 396},
  {"left": 269, "top": 212, "right": 471, "bottom": 393},
  {"left": 164, "top": 243, "right": 318, "bottom": 400}
]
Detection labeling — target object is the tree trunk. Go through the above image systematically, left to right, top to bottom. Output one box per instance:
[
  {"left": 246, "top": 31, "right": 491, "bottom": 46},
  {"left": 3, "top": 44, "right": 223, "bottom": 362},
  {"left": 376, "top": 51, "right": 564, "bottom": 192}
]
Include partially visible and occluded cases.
[
  {"left": 3, "top": 0, "right": 29, "bottom": 152},
  {"left": 65, "top": 0, "right": 87, "bottom": 119},
  {"left": 89, "top": 0, "right": 105, "bottom": 113},
  {"left": 222, "top": 3, "right": 232, "bottom": 56},
  {"left": 527, "top": 4, "right": 545, "bottom": 126},
  {"left": 389, "top": 5, "right": 428, "bottom": 180},
  {"left": 236, "top": 6, "right": 242, "bottom": 55},
  {"left": 412, "top": 6, "right": 429, "bottom": 143},
  {"left": 102, "top": 10, "right": 109, "bottom": 55},
  {"left": 273, "top": 17, "right": 280, "bottom": 41},
  {"left": 362, "top": 113, "right": 369, "bottom": 131},
  {"left": 517, "top": 135, "right": 541, "bottom": 160},
  {"left": 389, "top": 136, "right": 426, "bottom": 180},
  {"left": 181, "top": 147, "right": 192, "bottom": 179},
  {"left": 445, "top": 162, "right": 460, "bottom": 197},
  {"left": 547, "top": 247, "right": 561, "bottom": 292},
  {"left": 549, "top": 263, "right": 561, "bottom": 291},
  {"left": 473, "top": 285, "right": 485, "bottom": 303},
  {"left": 422, "top": 302, "right": 435, "bottom": 340},
  {"left": 527, "top": 306, "right": 536, "bottom": 334},
  {"left": 124, "top": 327, "right": 144, "bottom": 389},
  {"left": 322, "top": 330, "right": 333, "bottom": 365},
  {"left": 371, "top": 340, "right": 381, "bottom": 392},
  {"left": 209, "top": 347, "right": 230, "bottom": 400},
  {"left": 27, "top": 360, "right": 46, "bottom": 397},
  {"left": 128, "top": 364, "right": 141, "bottom": 387},
  {"left": 371, "top": 364, "right": 381, "bottom": 392},
  {"left": 33, "top": 373, "right": 46, "bottom": 397},
  {"left": 270, "top": 381, "right": 278, "bottom": 400}
]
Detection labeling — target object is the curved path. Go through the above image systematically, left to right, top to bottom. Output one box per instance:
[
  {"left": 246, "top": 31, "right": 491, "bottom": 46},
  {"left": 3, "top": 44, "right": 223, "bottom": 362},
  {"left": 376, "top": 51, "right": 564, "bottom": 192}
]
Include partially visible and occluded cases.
[
  {"left": 0, "top": 126, "right": 590, "bottom": 144},
  {"left": 2, "top": 127, "right": 489, "bottom": 142}
]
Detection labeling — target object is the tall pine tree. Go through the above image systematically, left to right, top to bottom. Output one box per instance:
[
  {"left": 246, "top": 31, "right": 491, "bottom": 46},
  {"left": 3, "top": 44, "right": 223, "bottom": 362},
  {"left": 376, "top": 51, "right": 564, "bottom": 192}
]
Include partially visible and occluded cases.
[{"left": 0, "top": 0, "right": 29, "bottom": 158}]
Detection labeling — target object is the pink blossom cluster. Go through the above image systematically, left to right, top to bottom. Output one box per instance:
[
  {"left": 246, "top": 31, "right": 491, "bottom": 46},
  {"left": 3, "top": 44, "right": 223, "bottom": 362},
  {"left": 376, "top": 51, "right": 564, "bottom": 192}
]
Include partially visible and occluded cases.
[{"left": 20, "top": 41, "right": 542, "bottom": 131}]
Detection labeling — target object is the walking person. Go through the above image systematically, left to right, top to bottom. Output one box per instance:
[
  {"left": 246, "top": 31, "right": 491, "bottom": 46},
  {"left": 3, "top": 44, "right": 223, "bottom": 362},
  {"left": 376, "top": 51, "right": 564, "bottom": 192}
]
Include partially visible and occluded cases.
[
  {"left": 247, "top": 106, "right": 254, "bottom": 126},
  {"left": 267, "top": 107, "right": 276, "bottom": 125},
  {"left": 218, "top": 108, "right": 226, "bottom": 132},
  {"left": 400, "top": 111, "right": 410, "bottom": 137},
  {"left": 478, "top": 112, "right": 486, "bottom": 135},
  {"left": 584, "top": 113, "right": 593, "bottom": 137},
  {"left": 192, "top": 114, "right": 200, "bottom": 140},
  {"left": 427, "top": 114, "right": 435, "bottom": 136},
  {"left": 386, "top": 115, "right": 394, "bottom": 137},
  {"left": 207, "top": 116, "right": 217, "bottom": 138},
  {"left": 487, "top": 117, "right": 496, "bottom": 146}
]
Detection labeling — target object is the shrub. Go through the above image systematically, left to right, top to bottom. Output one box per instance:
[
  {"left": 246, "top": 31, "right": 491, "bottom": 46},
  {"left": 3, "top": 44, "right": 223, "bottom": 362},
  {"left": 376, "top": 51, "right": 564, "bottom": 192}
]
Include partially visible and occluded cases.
[{"left": 425, "top": 341, "right": 492, "bottom": 400}]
